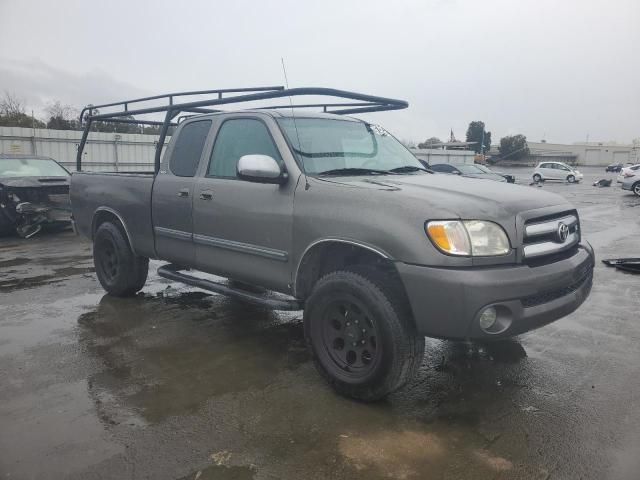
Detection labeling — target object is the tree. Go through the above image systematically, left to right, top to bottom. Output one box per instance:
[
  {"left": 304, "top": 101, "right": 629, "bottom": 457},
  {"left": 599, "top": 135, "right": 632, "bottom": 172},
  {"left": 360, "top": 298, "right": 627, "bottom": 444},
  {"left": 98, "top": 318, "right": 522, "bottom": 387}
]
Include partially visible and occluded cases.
[
  {"left": 0, "top": 92, "right": 46, "bottom": 128},
  {"left": 45, "top": 101, "right": 79, "bottom": 130},
  {"left": 89, "top": 110, "right": 141, "bottom": 134},
  {"left": 465, "top": 121, "right": 491, "bottom": 154},
  {"left": 498, "top": 134, "right": 530, "bottom": 161},
  {"left": 417, "top": 137, "right": 441, "bottom": 149},
  {"left": 400, "top": 138, "right": 417, "bottom": 149}
]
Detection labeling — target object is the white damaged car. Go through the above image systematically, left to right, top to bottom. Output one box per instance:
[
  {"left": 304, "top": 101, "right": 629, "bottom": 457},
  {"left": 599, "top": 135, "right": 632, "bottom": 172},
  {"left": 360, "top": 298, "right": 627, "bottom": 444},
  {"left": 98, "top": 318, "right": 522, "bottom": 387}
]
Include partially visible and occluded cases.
[{"left": 532, "top": 161, "right": 583, "bottom": 183}]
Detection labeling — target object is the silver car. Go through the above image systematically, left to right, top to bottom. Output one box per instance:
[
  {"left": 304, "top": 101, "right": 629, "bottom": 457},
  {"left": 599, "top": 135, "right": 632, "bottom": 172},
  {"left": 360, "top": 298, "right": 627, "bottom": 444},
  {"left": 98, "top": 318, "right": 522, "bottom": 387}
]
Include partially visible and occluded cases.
[{"left": 621, "top": 171, "right": 640, "bottom": 196}]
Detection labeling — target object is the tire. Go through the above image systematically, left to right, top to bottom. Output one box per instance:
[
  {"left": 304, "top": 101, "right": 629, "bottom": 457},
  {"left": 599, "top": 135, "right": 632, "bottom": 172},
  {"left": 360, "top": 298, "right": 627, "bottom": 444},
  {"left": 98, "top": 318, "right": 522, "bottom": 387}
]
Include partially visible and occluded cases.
[
  {"left": 533, "top": 174, "right": 542, "bottom": 183},
  {"left": 633, "top": 182, "right": 640, "bottom": 197},
  {"left": 93, "top": 222, "right": 148, "bottom": 297},
  {"left": 304, "top": 268, "right": 424, "bottom": 401}
]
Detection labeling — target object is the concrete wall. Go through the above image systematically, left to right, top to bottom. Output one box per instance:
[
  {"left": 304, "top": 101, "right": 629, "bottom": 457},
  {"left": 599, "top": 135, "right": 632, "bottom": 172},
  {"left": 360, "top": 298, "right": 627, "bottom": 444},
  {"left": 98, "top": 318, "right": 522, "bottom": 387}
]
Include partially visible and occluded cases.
[
  {"left": 0, "top": 126, "right": 167, "bottom": 172},
  {"left": 528, "top": 141, "right": 638, "bottom": 166},
  {"left": 410, "top": 148, "right": 475, "bottom": 165}
]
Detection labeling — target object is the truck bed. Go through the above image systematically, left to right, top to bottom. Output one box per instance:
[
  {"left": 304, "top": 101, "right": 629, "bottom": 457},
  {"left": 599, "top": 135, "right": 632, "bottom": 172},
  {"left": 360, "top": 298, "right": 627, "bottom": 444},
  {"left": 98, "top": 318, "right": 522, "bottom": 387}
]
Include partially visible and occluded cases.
[{"left": 70, "top": 172, "right": 156, "bottom": 258}]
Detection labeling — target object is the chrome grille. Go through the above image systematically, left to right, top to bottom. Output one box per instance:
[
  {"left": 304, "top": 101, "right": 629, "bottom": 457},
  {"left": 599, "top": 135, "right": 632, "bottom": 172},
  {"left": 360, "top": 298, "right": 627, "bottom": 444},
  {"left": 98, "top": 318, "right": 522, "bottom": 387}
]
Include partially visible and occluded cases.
[{"left": 523, "top": 212, "right": 580, "bottom": 259}]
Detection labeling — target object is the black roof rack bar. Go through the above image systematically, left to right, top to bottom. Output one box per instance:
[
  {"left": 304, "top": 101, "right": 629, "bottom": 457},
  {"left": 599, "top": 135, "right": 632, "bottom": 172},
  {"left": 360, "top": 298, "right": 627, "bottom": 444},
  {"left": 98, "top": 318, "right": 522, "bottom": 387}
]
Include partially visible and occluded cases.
[
  {"left": 79, "top": 86, "right": 285, "bottom": 122},
  {"left": 76, "top": 87, "right": 408, "bottom": 172},
  {"left": 83, "top": 87, "right": 407, "bottom": 122},
  {"left": 253, "top": 102, "right": 383, "bottom": 111},
  {"left": 330, "top": 104, "right": 404, "bottom": 115},
  {"left": 91, "top": 118, "right": 177, "bottom": 127}
]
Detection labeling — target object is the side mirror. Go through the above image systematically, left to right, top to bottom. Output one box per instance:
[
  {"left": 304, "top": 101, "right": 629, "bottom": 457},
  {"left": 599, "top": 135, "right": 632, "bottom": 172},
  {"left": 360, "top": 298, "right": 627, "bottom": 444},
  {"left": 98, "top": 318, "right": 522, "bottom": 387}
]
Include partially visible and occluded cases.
[{"left": 237, "top": 155, "right": 287, "bottom": 185}]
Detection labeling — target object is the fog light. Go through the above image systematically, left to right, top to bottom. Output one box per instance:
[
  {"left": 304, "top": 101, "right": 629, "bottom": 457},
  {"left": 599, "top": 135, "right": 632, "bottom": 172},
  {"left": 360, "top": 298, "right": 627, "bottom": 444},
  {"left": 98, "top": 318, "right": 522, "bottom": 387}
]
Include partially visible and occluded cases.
[{"left": 479, "top": 307, "right": 497, "bottom": 331}]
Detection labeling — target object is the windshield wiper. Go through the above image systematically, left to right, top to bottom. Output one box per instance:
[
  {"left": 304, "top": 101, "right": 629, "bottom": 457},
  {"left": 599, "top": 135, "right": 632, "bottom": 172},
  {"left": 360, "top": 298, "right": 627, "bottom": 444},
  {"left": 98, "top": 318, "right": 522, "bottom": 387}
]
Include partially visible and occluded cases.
[
  {"left": 388, "top": 165, "right": 432, "bottom": 174},
  {"left": 318, "top": 167, "right": 394, "bottom": 176}
]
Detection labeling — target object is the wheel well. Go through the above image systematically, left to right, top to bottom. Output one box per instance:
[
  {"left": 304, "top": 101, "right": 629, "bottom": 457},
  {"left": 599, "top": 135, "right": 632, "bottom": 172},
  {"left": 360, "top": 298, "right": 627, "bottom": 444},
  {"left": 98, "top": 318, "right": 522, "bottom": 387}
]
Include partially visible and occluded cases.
[
  {"left": 92, "top": 210, "right": 133, "bottom": 250},
  {"left": 295, "top": 241, "right": 403, "bottom": 300}
]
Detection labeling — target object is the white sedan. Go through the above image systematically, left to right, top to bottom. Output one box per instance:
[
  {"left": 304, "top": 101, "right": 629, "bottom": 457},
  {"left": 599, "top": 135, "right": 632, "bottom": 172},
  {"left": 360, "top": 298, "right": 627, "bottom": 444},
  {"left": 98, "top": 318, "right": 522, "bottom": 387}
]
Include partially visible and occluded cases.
[{"left": 616, "top": 164, "right": 640, "bottom": 183}]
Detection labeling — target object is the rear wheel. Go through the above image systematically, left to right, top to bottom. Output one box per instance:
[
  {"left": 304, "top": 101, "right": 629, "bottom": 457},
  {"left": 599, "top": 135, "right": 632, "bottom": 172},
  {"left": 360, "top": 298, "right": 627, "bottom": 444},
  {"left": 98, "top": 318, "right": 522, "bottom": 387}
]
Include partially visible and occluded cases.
[
  {"left": 533, "top": 174, "right": 542, "bottom": 183},
  {"left": 567, "top": 174, "right": 576, "bottom": 183},
  {"left": 633, "top": 182, "right": 640, "bottom": 197},
  {"left": 93, "top": 222, "right": 148, "bottom": 297},
  {"left": 304, "top": 268, "right": 424, "bottom": 401}
]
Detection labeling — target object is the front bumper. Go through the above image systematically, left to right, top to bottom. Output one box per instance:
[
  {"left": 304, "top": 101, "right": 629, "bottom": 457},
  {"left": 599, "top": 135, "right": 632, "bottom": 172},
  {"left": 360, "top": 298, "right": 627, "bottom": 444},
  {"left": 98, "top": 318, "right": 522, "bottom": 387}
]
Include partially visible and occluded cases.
[
  {"left": 621, "top": 180, "right": 636, "bottom": 191},
  {"left": 396, "top": 242, "right": 594, "bottom": 340}
]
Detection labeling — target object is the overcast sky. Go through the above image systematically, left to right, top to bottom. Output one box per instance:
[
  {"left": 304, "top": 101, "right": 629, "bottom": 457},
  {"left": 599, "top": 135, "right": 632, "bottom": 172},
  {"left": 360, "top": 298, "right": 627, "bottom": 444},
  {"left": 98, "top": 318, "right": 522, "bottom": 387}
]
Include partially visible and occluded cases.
[{"left": 0, "top": 0, "right": 638, "bottom": 144}]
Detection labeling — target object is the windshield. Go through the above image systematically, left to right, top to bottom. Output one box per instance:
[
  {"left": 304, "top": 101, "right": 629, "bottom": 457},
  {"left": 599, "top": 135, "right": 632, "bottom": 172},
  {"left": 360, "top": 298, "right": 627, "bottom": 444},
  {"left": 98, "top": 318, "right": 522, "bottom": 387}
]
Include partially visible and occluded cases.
[
  {"left": 277, "top": 118, "right": 424, "bottom": 175},
  {"left": 0, "top": 158, "right": 69, "bottom": 177},
  {"left": 456, "top": 164, "right": 486, "bottom": 174}
]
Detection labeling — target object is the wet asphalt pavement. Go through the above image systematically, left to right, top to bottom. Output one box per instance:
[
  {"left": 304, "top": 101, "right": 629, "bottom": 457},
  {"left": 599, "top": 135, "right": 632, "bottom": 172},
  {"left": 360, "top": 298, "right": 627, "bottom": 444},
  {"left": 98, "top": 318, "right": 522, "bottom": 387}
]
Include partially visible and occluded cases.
[{"left": 1, "top": 166, "right": 639, "bottom": 480}]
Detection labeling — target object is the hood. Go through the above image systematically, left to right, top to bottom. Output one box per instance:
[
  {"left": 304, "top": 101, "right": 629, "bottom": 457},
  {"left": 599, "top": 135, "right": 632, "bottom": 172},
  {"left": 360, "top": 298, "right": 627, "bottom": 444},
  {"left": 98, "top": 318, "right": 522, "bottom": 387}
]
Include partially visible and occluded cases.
[
  {"left": 315, "top": 173, "right": 569, "bottom": 218},
  {"left": 463, "top": 173, "right": 506, "bottom": 182},
  {"left": 0, "top": 176, "right": 70, "bottom": 188}
]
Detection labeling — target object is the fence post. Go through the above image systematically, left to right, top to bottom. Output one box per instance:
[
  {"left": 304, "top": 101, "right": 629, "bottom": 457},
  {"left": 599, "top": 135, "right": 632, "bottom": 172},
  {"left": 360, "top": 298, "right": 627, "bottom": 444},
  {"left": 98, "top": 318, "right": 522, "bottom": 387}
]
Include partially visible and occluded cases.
[{"left": 114, "top": 134, "right": 121, "bottom": 172}]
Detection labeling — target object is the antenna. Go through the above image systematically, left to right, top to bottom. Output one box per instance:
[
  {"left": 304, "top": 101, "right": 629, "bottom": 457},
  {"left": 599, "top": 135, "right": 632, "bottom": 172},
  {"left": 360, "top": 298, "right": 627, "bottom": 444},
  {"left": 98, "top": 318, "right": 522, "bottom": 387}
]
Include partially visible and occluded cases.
[{"left": 281, "top": 58, "right": 310, "bottom": 189}]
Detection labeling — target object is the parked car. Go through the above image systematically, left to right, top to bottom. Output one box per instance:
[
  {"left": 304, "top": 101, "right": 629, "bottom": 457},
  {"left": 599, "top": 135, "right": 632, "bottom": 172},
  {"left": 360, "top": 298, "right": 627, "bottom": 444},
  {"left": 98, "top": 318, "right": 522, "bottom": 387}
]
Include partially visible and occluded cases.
[
  {"left": 71, "top": 87, "right": 594, "bottom": 401},
  {"left": 0, "top": 154, "right": 71, "bottom": 238},
  {"left": 532, "top": 161, "right": 583, "bottom": 183},
  {"left": 605, "top": 162, "right": 624, "bottom": 172},
  {"left": 429, "top": 163, "right": 507, "bottom": 182},
  {"left": 476, "top": 164, "right": 516, "bottom": 183},
  {"left": 617, "top": 164, "right": 640, "bottom": 183},
  {"left": 621, "top": 170, "right": 640, "bottom": 196}
]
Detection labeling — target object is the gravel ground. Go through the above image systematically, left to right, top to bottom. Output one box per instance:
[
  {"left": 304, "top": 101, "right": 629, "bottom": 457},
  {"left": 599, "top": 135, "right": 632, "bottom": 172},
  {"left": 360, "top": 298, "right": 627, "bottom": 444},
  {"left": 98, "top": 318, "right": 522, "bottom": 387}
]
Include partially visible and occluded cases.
[{"left": 1, "top": 166, "right": 639, "bottom": 480}]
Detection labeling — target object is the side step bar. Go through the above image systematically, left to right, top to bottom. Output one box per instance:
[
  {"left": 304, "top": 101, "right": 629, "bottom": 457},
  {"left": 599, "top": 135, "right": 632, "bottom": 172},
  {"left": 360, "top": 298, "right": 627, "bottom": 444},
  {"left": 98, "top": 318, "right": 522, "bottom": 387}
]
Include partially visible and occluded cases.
[{"left": 157, "top": 264, "right": 302, "bottom": 311}]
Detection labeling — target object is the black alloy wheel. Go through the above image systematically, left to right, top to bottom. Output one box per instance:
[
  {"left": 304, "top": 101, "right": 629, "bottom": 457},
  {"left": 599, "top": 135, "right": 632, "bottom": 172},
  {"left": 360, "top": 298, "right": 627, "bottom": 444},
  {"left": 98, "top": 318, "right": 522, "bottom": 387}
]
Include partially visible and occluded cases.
[{"left": 320, "top": 296, "right": 380, "bottom": 380}]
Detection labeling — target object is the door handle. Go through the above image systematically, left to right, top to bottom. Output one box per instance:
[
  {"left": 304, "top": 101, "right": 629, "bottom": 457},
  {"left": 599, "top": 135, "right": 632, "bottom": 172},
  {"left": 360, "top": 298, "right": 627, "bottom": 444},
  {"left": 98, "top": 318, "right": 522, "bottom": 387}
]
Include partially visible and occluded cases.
[
  {"left": 178, "top": 188, "right": 189, "bottom": 197},
  {"left": 199, "top": 190, "right": 213, "bottom": 200}
]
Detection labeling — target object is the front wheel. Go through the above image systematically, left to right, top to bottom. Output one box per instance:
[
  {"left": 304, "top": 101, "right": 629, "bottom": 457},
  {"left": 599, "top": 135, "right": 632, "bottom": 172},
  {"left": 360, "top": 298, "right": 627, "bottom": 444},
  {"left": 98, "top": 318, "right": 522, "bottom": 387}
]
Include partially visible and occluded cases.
[
  {"left": 533, "top": 174, "right": 542, "bottom": 183},
  {"left": 567, "top": 174, "right": 576, "bottom": 183},
  {"left": 633, "top": 182, "right": 640, "bottom": 197},
  {"left": 94, "top": 222, "right": 148, "bottom": 297},
  {"left": 304, "top": 269, "right": 424, "bottom": 401}
]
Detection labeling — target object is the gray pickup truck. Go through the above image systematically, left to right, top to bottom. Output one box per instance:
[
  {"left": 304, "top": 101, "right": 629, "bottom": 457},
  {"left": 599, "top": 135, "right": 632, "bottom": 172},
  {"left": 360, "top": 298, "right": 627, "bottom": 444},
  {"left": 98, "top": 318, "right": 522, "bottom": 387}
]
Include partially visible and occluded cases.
[{"left": 71, "top": 87, "right": 594, "bottom": 401}]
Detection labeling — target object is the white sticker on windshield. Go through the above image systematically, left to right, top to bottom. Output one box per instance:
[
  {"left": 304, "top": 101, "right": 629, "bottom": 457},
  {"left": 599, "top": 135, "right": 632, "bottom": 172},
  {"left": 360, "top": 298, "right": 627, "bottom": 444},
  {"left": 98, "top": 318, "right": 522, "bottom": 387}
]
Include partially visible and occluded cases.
[{"left": 369, "top": 124, "right": 389, "bottom": 136}]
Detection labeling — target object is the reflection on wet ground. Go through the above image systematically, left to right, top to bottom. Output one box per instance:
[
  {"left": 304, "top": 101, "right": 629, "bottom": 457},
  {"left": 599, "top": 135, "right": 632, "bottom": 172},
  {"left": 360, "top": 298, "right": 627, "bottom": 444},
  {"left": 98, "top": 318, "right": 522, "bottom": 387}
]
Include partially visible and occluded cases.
[
  {"left": 1, "top": 167, "right": 640, "bottom": 479},
  {"left": 79, "top": 293, "right": 307, "bottom": 423}
]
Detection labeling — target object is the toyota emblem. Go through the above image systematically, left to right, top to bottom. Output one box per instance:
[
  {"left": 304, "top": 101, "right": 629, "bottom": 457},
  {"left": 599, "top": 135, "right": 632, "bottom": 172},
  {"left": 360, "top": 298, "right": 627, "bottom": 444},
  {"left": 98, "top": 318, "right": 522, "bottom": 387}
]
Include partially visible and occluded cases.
[{"left": 557, "top": 222, "right": 569, "bottom": 242}]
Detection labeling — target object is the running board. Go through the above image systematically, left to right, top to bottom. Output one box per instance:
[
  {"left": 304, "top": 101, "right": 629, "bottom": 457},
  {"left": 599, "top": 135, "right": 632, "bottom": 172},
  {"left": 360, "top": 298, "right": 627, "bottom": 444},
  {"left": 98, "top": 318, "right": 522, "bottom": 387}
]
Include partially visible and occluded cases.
[{"left": 157, "top": 264, "right": 302, "bottom": 310}]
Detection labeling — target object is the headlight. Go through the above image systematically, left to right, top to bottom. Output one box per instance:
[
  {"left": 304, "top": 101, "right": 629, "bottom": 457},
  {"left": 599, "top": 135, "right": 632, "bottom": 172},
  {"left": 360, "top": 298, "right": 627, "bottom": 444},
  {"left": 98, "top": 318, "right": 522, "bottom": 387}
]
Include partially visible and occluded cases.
[{"left": 426, "top": 220, "right": 510, "bottom": 256}]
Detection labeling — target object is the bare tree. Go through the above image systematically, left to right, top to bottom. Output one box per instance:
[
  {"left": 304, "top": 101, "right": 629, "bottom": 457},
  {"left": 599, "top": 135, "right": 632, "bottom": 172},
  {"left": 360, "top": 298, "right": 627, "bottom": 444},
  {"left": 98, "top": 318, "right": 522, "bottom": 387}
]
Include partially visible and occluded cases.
[
  {"left": 0, "top": 91, "right": 26, "bottom": 116},
  {"left": 0, "top": 91, "right": 46, "bottom": 128},
  {"left": 45, "top": 100, "right": 80, "bottom": 130},
  {"left": 45, "top": 101, "right": 78, "bottom": 121}
]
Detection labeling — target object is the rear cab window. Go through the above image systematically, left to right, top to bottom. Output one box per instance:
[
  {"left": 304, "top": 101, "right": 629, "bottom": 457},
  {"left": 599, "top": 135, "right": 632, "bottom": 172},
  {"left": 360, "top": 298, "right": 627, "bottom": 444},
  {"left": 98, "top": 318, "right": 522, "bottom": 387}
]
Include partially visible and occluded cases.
[{"left": 169, "top": 120, "right": 212, "bottom": 177}]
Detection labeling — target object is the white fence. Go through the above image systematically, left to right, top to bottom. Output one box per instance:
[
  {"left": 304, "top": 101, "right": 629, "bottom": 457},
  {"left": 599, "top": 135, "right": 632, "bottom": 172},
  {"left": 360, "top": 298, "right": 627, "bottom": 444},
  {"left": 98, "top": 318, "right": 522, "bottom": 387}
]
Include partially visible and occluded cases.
[{"left": 0, "top": 126, "right": 166, "bottom": 172}]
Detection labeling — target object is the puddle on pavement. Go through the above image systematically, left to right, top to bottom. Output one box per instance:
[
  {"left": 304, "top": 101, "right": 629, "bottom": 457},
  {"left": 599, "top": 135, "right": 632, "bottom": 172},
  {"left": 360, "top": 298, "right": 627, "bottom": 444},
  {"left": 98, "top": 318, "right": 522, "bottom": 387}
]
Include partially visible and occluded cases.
[
  {"left": 0, "top": 256, "right": 32, "bottom": 268},
  {"left": 0, "top": 265, "right": 95, "bottom": 292},
  {"left": 78, "top": 293, "right": 308, "bottom": 423},
  {"left": 179, "top": 464, "right": 256, "bottom": 480}
]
